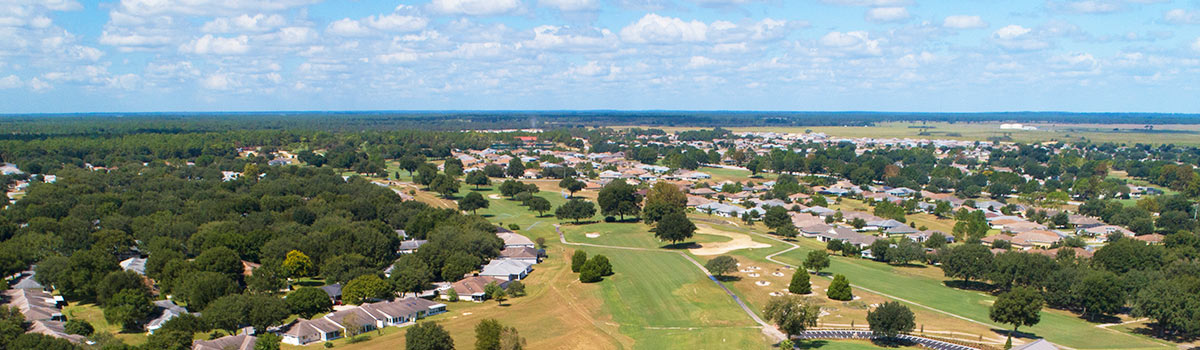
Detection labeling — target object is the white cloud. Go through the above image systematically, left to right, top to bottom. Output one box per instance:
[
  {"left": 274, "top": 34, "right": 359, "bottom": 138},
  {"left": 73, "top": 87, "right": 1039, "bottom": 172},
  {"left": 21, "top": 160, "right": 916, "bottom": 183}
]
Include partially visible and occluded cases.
[
  {"left": 116, "top": 0, "right": 319, "bottom": 17},
  {"left": 428, "top": 0, "right": 521, "bottom": 16},
  {"left": 538, "top": 0, "right": 597, "bottom": 11},
  {"left": 866, "top": 7, "right": 909, "bottom": 22},
  {"left": 1164, "top": 9, "right": 1200, "bottom": 24},
  {"left": 620, "top": 13, "right": 708, "bottom": 44},
  {"left": 201, "top": 14, "right": 287, "bottom": 33},
  {"left": 366, "top": 14, "right": 428, "bottom": 32},
  {"left": 943, "top": 15, "right": 987, "bottom": 29},
  {"left": 327, "top": 19, "right": 371, "bottom": 37},
  {"left": 522, "top": 25, "right": 618, "bottom": 51},
  {"left": 993, "top": 25, "right": 1049, "bottom": 51},
  {"left": 994, "top": 25, "right": 1031, "bottom": 40},
  {"left": 818, "top": 30, "right": 882, "bottom": 56},
  {"left": 99, "top": 32, "right": 172, "bottom": 47},
  {"left": 179, "top": 35, "right": 250, "bottom": 55},
  {"left": 1193, "top": 37, "right": 1200, "bottom": 52},
  {"left": 376, "top": 52, "right": 420, "bottom": 64},
  {"left": 685, "top": 56, "right": 725, "bottom": 69},
  {"left": 201, "top": 73, "right": 235, "bottom": 90},
  {"left": 0, "top": 75, "right": 21, "bottom": 89},
  {"left": 28, "top": 77, "right": 51, "bottom": 92}
]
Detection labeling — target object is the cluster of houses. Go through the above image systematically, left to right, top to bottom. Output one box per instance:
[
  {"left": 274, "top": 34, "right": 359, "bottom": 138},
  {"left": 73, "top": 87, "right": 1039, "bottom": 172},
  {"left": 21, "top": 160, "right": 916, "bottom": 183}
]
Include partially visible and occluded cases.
[
  {"left": 2, "top": 271, "right": 83, "bottom": 343},
  {"left": 280, "top": 297, "right": 446, "bottom": 346}
]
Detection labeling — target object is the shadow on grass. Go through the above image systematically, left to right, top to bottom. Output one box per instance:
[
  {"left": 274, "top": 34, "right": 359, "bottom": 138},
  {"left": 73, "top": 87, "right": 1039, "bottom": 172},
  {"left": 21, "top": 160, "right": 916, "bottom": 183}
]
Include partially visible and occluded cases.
[
  {"left": 563, "top": 220, "right": 600, "bottom": 225},
  {"left": 661, "top": 242, "right": 702, "bottom": 249},
  {"left": 713, "top": 275, "right": 742, "bottom": 282},
  {"left": 943, "top": 280, "right": 994, "bottom": 292},
  {"left": 1127, "top": 323, "right": 1199, "bottom": 343},
  {"left": 991, "top": 328, "right": 1042, "bottom": 341},
  {"left": 869, "top": 337, "right": 919, "bottom": 348},
  {"left": 790, "top": 339, "right": 830, "bottom": 349}
]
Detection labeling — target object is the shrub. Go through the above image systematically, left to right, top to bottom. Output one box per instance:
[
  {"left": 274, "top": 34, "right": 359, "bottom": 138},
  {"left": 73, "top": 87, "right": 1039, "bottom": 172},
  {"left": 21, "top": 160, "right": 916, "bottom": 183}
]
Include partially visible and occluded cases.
[
  {"left": 603, "top": 216, "right": 616, "bottom": 223},
  {"left": 507, "top": 223, "right": 520, "bottom": 230},
  {"left": 571, "top": 250, "right": 587, "bottom": 273},
  {"left": 580, "top": 260, "right": 603, "bottom": 283},
  {"left": 827, "top": 274, "right": 853, "bottom": 301},
  {"left": 64, "top": 320, "right": 94, "bottom": 336},
  {"left": 324, "top": 341, "right": 334, "bottom": 348}
]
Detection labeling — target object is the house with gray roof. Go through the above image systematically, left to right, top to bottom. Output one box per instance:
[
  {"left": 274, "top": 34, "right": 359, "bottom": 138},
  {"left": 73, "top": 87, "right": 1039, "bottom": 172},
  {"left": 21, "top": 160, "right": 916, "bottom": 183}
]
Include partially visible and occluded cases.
[
  {"left": 120, "top": 257, "right": 147, "bottom": 275},
  {"left": 480, "top": 259, "right": 533, "bottom": 281},
  {"left": 148, "top": 300, "right": 190, "bottom": 334},
  {"left": 193, "top": 334, "right": 256, "bottom": 350}
]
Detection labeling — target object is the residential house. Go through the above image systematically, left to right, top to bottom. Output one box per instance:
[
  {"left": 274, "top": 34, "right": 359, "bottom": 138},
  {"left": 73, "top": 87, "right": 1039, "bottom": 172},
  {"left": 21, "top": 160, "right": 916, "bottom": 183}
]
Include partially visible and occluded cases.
[
  {"left": 696, "top": 202, "right": 746, "bottom": 217},
  {"left": 1080, "top": 225, "right": 1133, "bottom": 237},
  {"left": 496, "top": 230, "right": 536, "bottom": 249},
  {"left": 398, "top": 240, "right": 427, "bottom": 254},
  {"left": 499, "top": 246, "right": 541, "bottom": 265},
  {"left": 120, "top": 257, "right": 147, "bottom": 275},
  {"left": 479, "top": 259, "right": 533, "bottom": 281},
  {"left": 444, "top": 276, "right": 509, "bottom": 302},
  {"left": 320, "top": 284, "right": 343, "bottom": 305},
  {"left": 281, "top": 297, "right": 446, "bottom": 346},
  {"left": 147, "top": 300, "right": 190, "bottom": 334},
  {"left": 193, "top": 334, "right": 256, "bottom": 350}
]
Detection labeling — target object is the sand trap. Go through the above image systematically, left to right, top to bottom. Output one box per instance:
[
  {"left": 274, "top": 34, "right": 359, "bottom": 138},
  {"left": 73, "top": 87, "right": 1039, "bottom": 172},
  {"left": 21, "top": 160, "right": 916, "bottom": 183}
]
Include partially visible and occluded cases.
[
  {"left": 488, "top": 194, "right": 502, "bottom": 199},
  {"left": 689, "top": 224, "right": 772, "bottom": 256},
  {"left": 585, "top": 233, "right": 600, "bottom": 238},
  {"left": 739, "top": 269, "right": 754, "bottom": 273},
  {"left": 771, "top": 272, "right": 785, "bottom": 277},
  {"left": 747, "top": 273, "right": 760, "bottom": 278},
  {"left": 755, "top": 281, "right": 771, "bottom": 286},
  {"left": 769, "top": 292, "right": 783, "bottom": 297}
]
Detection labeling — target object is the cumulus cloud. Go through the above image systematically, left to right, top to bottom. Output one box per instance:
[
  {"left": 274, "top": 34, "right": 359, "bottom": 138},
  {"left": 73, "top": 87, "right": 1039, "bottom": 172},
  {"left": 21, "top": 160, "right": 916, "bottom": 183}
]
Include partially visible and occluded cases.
[
  {"left": 115, "top": 0, "right": 319, "bottom": 17},
  {"left": 428, "top": 0, "right": 521, "bottom": 16},
  {"left": 538, "top": 0, "right": 598, "bottom": 11},
  {"left": 820, "top": 0, "right": 910, "bottom": 6},
  {"left": 866, "top": 7, "right": 910, "bottom": 22},
  {"left": 1164, "top": 9, "right": 1200, "bottom": 24},
  {"left": 620, "top": 13, "right": 708, "bottom": 44},
  {"left": 201, "top": 14, "right": 287, "bottom": 33},
  {"left": 943, "top": 15, "right": 988, "bottom": 29},
  {"left": 993, "top": 24, "right": 1050, "bottom": 51},
  {"left": 522, "top": 25, "right": 618, "bottom": 51},
  {"left": 818, "top": 30, "right": 882, "bottom": 56},
  {"left": 100, "top": 32, "right": 172, "bottom": 47},
  {"left": 179, "top": 35, "right": 250, "bottom": 55},
  {"left": 1193, "top": 37, "right": 1200, "bottom": 52},
  {"left": 0, "top": 75, "right": 21, "bottom": 89}
]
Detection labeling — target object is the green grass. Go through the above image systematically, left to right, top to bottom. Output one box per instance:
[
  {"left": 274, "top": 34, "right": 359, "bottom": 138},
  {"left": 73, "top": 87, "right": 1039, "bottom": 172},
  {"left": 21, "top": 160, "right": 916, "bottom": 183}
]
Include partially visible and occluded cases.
[
  {"left": 699, "top": 166, "right": 777, "bottom": 184},
  {"left": 772, "top": 240, "right": 1169, "bottom": 350},
  {"left": 586, "top": 246, "right": 768, "bottom": 349},
  {"left": 62, "top": 302, "right": 148, "bottom": 346}
]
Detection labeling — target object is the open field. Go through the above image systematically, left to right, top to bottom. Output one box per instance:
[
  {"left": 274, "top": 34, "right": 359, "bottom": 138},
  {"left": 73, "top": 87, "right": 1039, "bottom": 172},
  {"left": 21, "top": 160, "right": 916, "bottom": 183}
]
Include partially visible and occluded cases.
[
  {"left": 627, "top": 122, "right": 1200, "bottom": 146},
  {"left": 352, "top": 170, "right": 1179, "bottom": 350},
  {"left": 772, "top": 239, "right": 1171, "bottom": 349}
]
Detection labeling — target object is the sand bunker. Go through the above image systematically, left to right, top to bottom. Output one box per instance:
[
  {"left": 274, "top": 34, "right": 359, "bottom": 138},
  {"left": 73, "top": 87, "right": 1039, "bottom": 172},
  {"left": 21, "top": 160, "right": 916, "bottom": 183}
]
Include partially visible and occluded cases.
[
  {"left": 488, "top": 194, "right": 502, "bottom": 199},
  {"left": 689, "top": 224, "right": 771, "bottom": 256},
  {"left": 585, "top": 233, "right": 600, "bottom": 238},
  {"left": 771, "top": 272, "right": 785, "bottom": 277},
  {"left": 747, "top": 273, "right": 760, "bottom": 278},
  {"left": 755, "top": 281, "right": 771, "bottom": 286},
  {"left": 769, "top": 292, "right": 783, "bottom": 297}
]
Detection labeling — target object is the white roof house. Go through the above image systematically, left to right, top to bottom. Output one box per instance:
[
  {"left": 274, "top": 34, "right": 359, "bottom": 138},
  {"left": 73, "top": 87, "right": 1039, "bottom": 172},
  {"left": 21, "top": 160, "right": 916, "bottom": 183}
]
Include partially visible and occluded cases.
[{"left": 479, "top": 259, "right": 533, "bottom": 281}]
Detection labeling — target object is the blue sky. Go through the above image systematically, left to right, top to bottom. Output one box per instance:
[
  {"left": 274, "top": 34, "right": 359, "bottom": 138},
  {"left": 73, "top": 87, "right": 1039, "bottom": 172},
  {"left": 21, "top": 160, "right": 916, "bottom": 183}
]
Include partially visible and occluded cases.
[{"left": 1, "top": 0, "right": 1199, "bottom": 113}]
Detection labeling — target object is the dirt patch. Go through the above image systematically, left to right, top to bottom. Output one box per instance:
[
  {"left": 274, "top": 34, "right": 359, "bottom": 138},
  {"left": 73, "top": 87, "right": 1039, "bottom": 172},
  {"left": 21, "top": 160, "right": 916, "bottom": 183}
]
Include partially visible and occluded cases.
[{"left": 689, "top": 224, "right": 771, "bottom": 256}]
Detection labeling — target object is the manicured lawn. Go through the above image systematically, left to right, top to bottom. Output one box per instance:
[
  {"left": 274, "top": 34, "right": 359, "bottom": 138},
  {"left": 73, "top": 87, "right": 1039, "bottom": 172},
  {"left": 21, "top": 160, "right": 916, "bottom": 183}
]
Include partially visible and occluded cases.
[
  {"left": 700, "top": 166, "right": 777, "bottom": 184},
  {"left": 773, "top": 240, "right": 1169, "bottom": 349},
  {"left": 585, "top": 246, "right": 769, "bottom": 349},
  {"left": 63, "top": 302, "right": 148, "bottom": 346}
]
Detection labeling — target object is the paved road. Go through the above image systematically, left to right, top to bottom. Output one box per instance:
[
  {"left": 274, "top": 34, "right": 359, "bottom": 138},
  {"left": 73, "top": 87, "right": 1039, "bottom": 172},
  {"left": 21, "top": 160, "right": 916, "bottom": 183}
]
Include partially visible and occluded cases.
[
  {"left": 555, "top": 224, "right": 788, "bottom": 342},
  {"left": 797, "top": 330, "right": 980, "bottom": 350}
]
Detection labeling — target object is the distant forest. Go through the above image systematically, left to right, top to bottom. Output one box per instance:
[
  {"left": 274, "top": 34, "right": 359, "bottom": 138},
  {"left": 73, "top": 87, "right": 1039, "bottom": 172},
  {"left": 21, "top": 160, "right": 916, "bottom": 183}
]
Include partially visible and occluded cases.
[{"left": 2, "top": 111, "right": 1199, "bottom": 137}]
